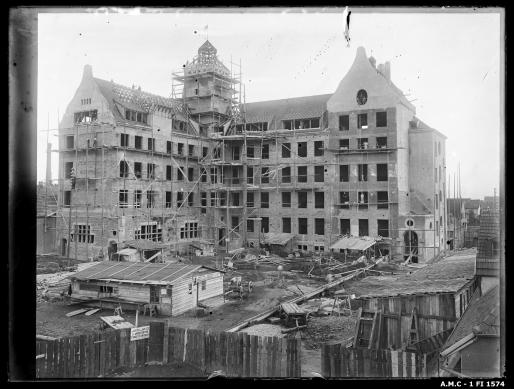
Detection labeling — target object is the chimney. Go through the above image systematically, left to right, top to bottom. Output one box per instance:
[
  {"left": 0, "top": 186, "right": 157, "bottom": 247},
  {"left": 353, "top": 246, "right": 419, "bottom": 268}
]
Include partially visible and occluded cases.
[
  {"left": 369, "top": 56, "right": 376, "bottom": 68},
  {"left": 384, "top": 61, "right": 391, "bottom": 81},
  {"left": 377, "top": 63, "right": 385, "bottom": 75},
  {"left": 83, "top": 64, "right": 93, "bottom": 80}
]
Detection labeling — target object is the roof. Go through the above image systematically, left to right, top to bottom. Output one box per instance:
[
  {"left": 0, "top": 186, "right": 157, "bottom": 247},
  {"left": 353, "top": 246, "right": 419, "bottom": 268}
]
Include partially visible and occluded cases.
[
  {"left": 243, "top": 94, "right": 331, "bottom": 124},
  {"left": 409, "top": 116, "right": 448, "bottom": 140},
  {"left": 464, "top": 200, "right": 481, "bottom": 210},
  {"left": 478, "top": 209, "right": 500, "bottom": 240},
  {"left": 263, "top": 232, "right": 295, "bottom": 246},
  {"left": 330, "top": 236, "right": 376, "bottom": 251},
  {"left": 122, "top": 239, "right": 167, "bottom": 251},
  {"left": 116, "top": 248, "right": 138, "bottom": 256},
  {"left": 347, "top": 250, "right": 476, "bottom": 298},
  {"left": 69, "top": 261, "right": 220, "bottom": 285},
  {"left": 443, "top": 285, "right": 500, "bottom": 350}
]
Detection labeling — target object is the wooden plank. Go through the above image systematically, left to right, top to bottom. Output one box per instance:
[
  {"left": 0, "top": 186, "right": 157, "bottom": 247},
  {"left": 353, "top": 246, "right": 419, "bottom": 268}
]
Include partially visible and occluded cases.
[
  {"left": 66, "top": 308, "right": 89, "bottom": 317},
  {"left": 84, "top": 308, "right": 101, "bottom": 316},
  {"left": 99, "top": 332, "right": 106, "bottom": 377},
  {"left": 57, "top": 338, "right": 64, "bottom": 378}
]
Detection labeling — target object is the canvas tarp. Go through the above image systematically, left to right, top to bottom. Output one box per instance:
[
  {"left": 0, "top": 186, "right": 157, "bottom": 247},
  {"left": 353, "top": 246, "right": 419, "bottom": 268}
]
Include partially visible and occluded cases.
[{"left": 330, "top": 236, "right": 376, "bottom": 251}]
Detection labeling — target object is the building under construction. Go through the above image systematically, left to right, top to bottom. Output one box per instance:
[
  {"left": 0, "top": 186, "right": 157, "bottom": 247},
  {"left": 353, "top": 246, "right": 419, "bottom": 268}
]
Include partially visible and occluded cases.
[{"left": 51, "top": 41, "right": 447, "bottom": 262}]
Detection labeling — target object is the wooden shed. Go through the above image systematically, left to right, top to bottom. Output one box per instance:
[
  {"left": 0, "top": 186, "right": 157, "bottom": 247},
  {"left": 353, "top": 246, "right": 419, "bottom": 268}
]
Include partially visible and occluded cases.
[
  {"left": 346, "top": 250, "right": 479, "bottom": 350},
  {"left": 68, "top": 262, "right": 224, "bottom": 316}
]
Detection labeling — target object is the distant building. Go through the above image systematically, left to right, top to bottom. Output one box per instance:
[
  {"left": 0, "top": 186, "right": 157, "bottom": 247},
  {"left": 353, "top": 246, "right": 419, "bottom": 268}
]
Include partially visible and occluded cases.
[
  {"left": 36, "top": 182, "right": 59, "bottom": 254},
  {"left": 476, "top": 209, "right": 500, "bottom": 293}
]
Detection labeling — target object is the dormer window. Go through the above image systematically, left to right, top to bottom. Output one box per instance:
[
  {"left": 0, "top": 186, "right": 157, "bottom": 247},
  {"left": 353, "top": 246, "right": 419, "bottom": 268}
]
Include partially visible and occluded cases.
[
  {"left": 125, "top": 109, "right": 148, "bottom": 124},
  {"left": 74, "top": 110, "right": 97, "bottom": 124},
  {"left": 282, "top": 117, "right": 320, "bottom": 130}
]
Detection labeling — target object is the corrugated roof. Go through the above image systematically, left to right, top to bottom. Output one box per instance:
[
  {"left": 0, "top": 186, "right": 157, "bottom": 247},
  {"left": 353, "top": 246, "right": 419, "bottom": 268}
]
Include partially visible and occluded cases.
[
  {"left": 243, "top": 94, "right": 331, "bottom": 124},
  {"left": 263, "top": 232, "right": 295, "bottom": 246},
  {"left": 330, "top": 236, "right": 376, "bottom": 251},
  {"left": 122, "top": 239, "right": 166, "bottom": 251},
  {"left": 347, "top": 250, "right": 476, "bottom": 298},
  {"left": 68, "top": 261, "right": 218, "bottom": 284},
  {"left": 443, "top": 285, "right": 500, "bottom": 350}
]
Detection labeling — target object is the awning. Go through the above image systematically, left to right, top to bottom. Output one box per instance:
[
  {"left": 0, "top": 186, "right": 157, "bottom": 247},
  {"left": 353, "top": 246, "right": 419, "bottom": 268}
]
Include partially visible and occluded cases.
[
  {"left": 263, "top": 233, "right": 295, "bottom": 246},
  {"left": 330, "top": 236, "right": 376, "bottom": 251},
  {"left": 116, "top": 248, "right": 138, "bottom": 256}
]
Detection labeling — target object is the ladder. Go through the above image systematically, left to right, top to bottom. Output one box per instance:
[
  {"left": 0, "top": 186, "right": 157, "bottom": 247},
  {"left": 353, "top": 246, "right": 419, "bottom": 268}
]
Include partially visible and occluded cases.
[{"left": 352, "top": 308, "right": 383, "bottom": 349}]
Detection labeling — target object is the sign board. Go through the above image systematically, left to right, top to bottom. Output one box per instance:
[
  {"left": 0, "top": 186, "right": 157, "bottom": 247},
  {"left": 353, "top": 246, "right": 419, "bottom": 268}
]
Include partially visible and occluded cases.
[{"left": 130, "top": 325, "right": 150, "bottom": 341}]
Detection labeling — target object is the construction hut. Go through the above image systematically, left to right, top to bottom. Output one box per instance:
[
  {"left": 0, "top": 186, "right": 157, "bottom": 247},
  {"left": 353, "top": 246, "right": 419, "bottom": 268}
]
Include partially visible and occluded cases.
[
  {"left": 262, "top": 233, "right": 296, "bottom": 256},
  {"left": 329, "top": 236, "right": 378, "bottom": 261},
  {"left": 189, "top": 239, "right": 215, "bottom": 256},
  {"left": 110, "top": 240, "right": 166, "bottom": 263},
  {"left": 345, "top": 250, "right": 479, "bottom": 351},
  {"left": 68, "top": 262, "right": 224, "bottom": 316},
  {"left": 439, "top": 285, "right": 500, "bottom": 377}
]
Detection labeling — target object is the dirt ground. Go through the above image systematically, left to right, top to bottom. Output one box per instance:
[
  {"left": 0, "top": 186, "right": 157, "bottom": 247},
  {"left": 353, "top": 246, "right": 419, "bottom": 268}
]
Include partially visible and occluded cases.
[{"left": 106, "top": 361, "right": 207, "bottom": 378}]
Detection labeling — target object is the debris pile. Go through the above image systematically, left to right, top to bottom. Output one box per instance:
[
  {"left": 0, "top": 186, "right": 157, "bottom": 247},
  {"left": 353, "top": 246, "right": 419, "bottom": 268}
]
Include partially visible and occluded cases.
[{"left": 302, "top": 315, "right": 357, "bottom": 350}]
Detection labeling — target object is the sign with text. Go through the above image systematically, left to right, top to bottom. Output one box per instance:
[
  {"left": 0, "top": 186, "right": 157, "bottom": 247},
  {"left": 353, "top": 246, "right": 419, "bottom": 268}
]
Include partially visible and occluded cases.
[{"left": 130, "top": 325, "right": 150, "bottom": 341}]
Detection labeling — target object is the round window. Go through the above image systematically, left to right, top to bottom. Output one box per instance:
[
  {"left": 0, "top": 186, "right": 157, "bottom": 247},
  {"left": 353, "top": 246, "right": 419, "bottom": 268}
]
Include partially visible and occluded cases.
[
  {"left": 356, "top": 89, "right": 368, "bottom": 105},
  {"left": 406, "top": 219, "right": 414, "bottom": 228}
]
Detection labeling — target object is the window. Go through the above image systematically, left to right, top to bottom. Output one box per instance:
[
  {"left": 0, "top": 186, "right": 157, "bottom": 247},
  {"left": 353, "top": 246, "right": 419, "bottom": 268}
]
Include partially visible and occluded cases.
[
  {"left": 80, "top": 98, "right": 91, "bottom": 105},
  {"left": 125, "top": 109, "right": 148, "bottom": 124},
  {"left": 74, "top": 110, "right": 97, "bottom": 123},
  {"left": 376, "top": 112, "right": 387, "bottom": 127},
  {"left": 357, "top": 113, "right": 368, "bottom": 129},
  {"left": 339, "top": 115, "right": 349, "bottom": 131},
  {"left": 283, "top": 118, "right": 319, "bottom": 130},
  {"left": 173, "top": 120, "right": 187, "bottom": 132},
  {"left": 283, "top": 120, "right": 292, "bottom": 130},
  {"left": 246, "top": 122, "right": 268, "bottom": 131},
  {"left": 121, "top": 133, "right": 129, "bottom": 147},
  {"left": 66, "top": 136, "right": 74, "bottom": 149},
  {"left": 135, "top": 136, "right": 142, "bottom": 150},
  {"left": 376, "top": 137, "right": 387, "bottom": 149},
  {"left": 147, "top": 138, "right": 155, "bottom": 151},
  {"left": 357, "top": 138, "right": 369, "bottom": 150},
  {"left": 339, "top": 139, "right": 349, "bottom": 150},
  {"left": 167, "top": 141, "right": 172, "bottom": 154},
  {"left": 314, "top": 141, "right": 324, "bottom": 156},
  {"left": 297, "top": 142, "right": 307, "bottom": 157},
  {"left": 438, "top": 142, "right": 441, "bottom": 156},
  {"left": 178, "top": 143, "right": 184, "bottom": 156},
  {"left": 282, "top": 143, "right": 291, "bottom": 158},
  {"left": 262, "top": 144, "right": 269, "bottom": 159},
  {"left": 230, "top": 146, "right": 240, "bottom": 161},
  {"left": 247, "top": 146, "right": 254, "bottom": 158},
  {"left": 202, "top": 147, "right": 208, "bottom": 158},
  {"left": 213, "top": 147, "right": 221, "bottom": 159},
  {"left": 120, "top": 160, "right": 129, "bottom": 178},
  {"left": 64, "top": 162, "right": 74, "bottom": 179},
  {"left": 134, "top": 162, "right": 142, "bottom": 178},
  {"left": 147, "top": 163, "right": 155, "bottom": 179},
  {"left": 358, "top": 164, "right": 368, "bottom": 181},
  {"left": 377, "top": 164, "right": 388, "bottom": 181},
  {"left": 166, "top": 165, "right": 172, "bottom": 181},
  {"left": 340, "top": 165, "right": 349, "bottom": 182},
  {"left": 282, "top": 166, "right": 291, "bottom": 183},
  {"left": 298, "top": 166, "right": 308, "bottom": 183},
  {"left": 314, "top": 166, "right": 324, "bottom": 182},
  {"left": 439, "top": 166, "right": 442, "bottom": 182},
  {"left": 177, "top": 167, "right": 184, "bottom": 181},
  {"left": 188, "top": 167, "right": 194, "bottom": 181},
  {"left": 210, "top": 167, "right": 217, "bottom": 184},
  {"left": 247, "top": 167, "right": 253, "bottom": 184},
  {"left": 261, "top": 167, "right": 269, "bottom": 184},
  {"left": 200, "top": 168, "right": 207, "bottom": 183},
  {"left": 435, "top": 168, "right": 438, "bottom": 182},
  {"left": 119, "top": 189, "right": 128, "bottom": 208},
  {"left": 64, "top": 190, "right": 71, "bottom": 206},
  {"left": 134, "top": 190, "right": 142, "bottom": 208},
  {"left": 146, "top": 190, "right": 156, "bottom": 208},
  {"left": 166, "top": 191, "right": 172, "bottom": 208},
  {"left": 282, "top": 191, "right": 291, "bottom": 208},
  {"left": 298, "top": 191, "right": 308, "bottom": 208},
  {"left": 358, "top": 191, "right": 368, "bottom": 209},
  {"left": 377, "top": 191, "right": 389, "bottom": 209},
  {"left": 177, "top": 192, "right": 184, "bottom": 208},
  {"left": 187, "top": 192, "right": 194, "bottom": 207},
  {"left": 200, "top": 192, "right": 207, "bottom": 213},
  {"left": 210, "top": 192, "right": 216, "bottom": 207},
  {"left": 231, "top": 192, "right": 240, "bottom": 206},
  {"left": 247, "top": 192, "right": 254, "bottom": 208},
  {"left": 261, "top": 192, "right": 269, "bottom": 208},
  {"left": 315, "top": 192, "right": 324, "bottom": 208},
  {"left": 339, "top": 192, "right": 350, "bottom": 209},
  {"left": 219, "top": 193, "right": 226, "bottom": 208},
  {"left": 435, "top": 194, "right": 438, "bottom": 210},
  {"left": 232, "top": 216, "right": 240, "bottom": 232},
  {"left": 261, "top": 217, "right": 269, "bottom": 233},
  {"left": 282, "top": 218, "right": 291, "bottom": 233},
  {"left": 298, "top": 218, "right": 308, "bottom": 235},
  {"left": 315, "top": 218, "right": 325, "bottom": 235},
  {"left": 247, "top": 219, "right": 254, "bottom": 232},
  {"left": 340, "top": 219, "right": 350, "bottom": 235},
  {"left": 359, "top": 219, "right": 369, "bottom": 236},
  {"left": 377, "top": 220, "right": 389, "bottom": 237},
  {"left": 179, "top": 222, "right": 198, "bottom": 239},
  {"left": 135, "top": 223, "right": 162, "bottom": 241},
  {"left": 71, "top": 224, "right": 94, "bottom": 243},
  {"left": 314, "top": 245, "right": 325, "bottom": 253},
  {"left": 201, "top": 280, "right": 207, "bottom": 291}
]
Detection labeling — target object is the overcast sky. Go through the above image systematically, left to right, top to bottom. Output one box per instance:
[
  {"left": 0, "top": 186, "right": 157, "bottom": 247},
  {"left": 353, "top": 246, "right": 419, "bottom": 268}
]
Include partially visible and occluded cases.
[{"left": 37, "top": 7, "right": 503, "bottom": 199}]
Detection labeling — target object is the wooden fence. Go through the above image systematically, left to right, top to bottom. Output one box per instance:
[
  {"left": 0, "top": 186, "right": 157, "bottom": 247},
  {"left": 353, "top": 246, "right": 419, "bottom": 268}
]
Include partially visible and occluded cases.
[
  {"left": 36, "top": 323, "right": 301, "bottom": 378},
  {"left": 321, "top": 344, "right": 427, "bottom": 378}
]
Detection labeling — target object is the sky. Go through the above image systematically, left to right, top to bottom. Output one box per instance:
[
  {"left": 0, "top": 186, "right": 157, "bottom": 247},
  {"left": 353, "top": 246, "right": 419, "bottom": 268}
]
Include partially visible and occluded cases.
[{"left": 37, "top": 7, "right": 503, "bottom": 199}]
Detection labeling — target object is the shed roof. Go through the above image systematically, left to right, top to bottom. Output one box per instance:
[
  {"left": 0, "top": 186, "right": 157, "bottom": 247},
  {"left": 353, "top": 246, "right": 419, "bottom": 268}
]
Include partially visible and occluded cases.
[
  {"left": 263, "top": 232, "right": 296, "bottom": 246},
  {"left": 330, "top": 236, "right": 376, "bottom": 251},
  {"left": 122, "top": 239, "right": 167, "bottom": 251},
  {"left": 347, "top": 250, "right": 476, "bottom": 298},
  {"left": 68, "top": 261, "right": 219, "bottom": 285},
  {"left": 443, "top": 285, "right": 500, "bottom": 350}
]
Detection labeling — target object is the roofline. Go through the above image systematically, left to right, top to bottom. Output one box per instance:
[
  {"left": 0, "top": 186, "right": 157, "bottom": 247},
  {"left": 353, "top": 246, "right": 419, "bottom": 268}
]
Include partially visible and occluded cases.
[{"left": 245, "top": 93, "right": 332, "bottom": 106}]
